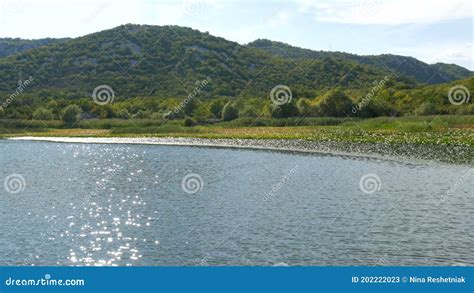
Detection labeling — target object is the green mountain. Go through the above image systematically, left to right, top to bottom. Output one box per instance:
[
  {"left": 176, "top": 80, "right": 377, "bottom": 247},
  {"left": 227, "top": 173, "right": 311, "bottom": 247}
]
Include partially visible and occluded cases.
[
  {"left": 0, "top": 24, "right": 418, "bottom": 100},
  {"left": 0, "top": 24, "right": 471, "bottom": 102},
  {"left": 0, "top": 38, "right": 67, "bottom": 58},
  {"left": 247, "top": 39, "right": 473, "bottom": 84},
  {"left": 431, "top": 62, "right": 474, "bottom": 81}
]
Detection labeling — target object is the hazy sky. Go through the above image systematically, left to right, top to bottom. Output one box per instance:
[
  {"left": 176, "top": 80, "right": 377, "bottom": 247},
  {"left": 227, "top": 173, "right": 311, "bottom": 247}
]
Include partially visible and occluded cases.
[{"left": 0, "top": 0, "right": 472, "bottom": 69}]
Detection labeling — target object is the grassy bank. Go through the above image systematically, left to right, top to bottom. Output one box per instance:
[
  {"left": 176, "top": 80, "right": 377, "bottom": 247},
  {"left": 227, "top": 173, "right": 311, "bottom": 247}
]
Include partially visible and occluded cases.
[{"left": 1, "top": 115, "right": 473, "bottom": 146}]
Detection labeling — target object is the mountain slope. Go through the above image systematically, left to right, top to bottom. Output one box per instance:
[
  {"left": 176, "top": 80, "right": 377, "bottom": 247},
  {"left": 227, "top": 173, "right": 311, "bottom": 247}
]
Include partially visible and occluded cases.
[
  {"left": 0, "top": 24, "right": 410, "bottom": 99},
  {"left": 0, "top": 38, "right": 67, "bottom": 58},
  {"left": 247, "top": 39, "right": 473, "bottom": 84},
  {"left": 431, "top": 63, "right": 474, "bottom": 81}
]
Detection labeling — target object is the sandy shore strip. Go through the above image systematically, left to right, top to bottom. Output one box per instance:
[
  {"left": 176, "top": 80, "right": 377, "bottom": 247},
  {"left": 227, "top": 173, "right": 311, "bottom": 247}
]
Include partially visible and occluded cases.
[{"left": 7, "top": 136, "right": 472, "bottom": 165}]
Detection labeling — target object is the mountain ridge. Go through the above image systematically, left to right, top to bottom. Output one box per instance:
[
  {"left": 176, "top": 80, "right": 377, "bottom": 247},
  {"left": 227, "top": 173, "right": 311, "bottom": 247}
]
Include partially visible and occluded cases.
[
  {"left": 0, "top": 24, "right": 471, "bottom": 100},
  {"left": 0, "top": 37, "right": 68, "bottom": 58},
  {"left": 247, "top": 39, "right": 473, "bottom": 84}
]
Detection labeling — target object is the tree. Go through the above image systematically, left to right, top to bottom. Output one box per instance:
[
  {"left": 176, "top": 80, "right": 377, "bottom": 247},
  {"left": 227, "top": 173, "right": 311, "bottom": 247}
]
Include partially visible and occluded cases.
[
  {"left": 315, "top": 90, "right": 353, "bottom": 117},
  {"left": 353, "top": 95, "right": 389, "bottom": 118},
  {"left": 183, "top": 98, "right": 198, "bottom": 116},
  {"left": 296, "top": 98, "right": 313, "bottom": 117},
  {"left": 209, "top": 99, "right": 225, "bottom": 118},
  {"left": 222, "top": 102, "right": 239, "bottom": 121},
  {"left": 269, "top": 102, "right": 299, "bottom": 118},
  {"left": 415, "top": 102, "right": 437, "bottom": 116},
  {"left": 192, "top": 103, "right": 211, "bottom": 123},
  {"left": 92, "top": 104, "right": 116, "bottom": 119},
  {"left": 269, "top": 104, "right": 283, "bottom": 118},
  {"left": 456, "top": 104, "right": 474, "bottom": 115},
  {"left": 62, "top": 105, "right": 82, "bottom": 126},
  {"left": 240, "top": 105, "right": 259, "bottom": 118},
  {"left": 33, "top": 107, "right": 54, "bottom": 120},
  {"left": 117, "top": 108, "right": 131, "bottom": 119},
  {"left": 132, "top": 110, "right": 151, "bottom": 119},
  {"left": 184, "top": 116, "right": 196, "bottom": 127}
]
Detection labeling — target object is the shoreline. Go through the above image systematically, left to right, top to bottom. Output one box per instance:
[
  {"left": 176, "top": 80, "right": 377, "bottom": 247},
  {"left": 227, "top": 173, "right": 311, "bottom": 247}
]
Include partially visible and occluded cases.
[{"left": 7, "top": 136, "right": 473, "bottom": 165}]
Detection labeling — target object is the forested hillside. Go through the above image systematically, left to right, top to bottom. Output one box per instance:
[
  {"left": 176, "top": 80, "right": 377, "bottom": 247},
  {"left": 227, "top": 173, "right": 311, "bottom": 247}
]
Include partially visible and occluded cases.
[{"left": 0, "top": 24, "right": 472, "bottom": 123}]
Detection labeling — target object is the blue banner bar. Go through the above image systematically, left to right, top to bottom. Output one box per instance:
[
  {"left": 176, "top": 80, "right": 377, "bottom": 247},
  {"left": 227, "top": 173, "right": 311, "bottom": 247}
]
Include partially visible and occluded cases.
[{"left": 0, "top": 267, "right": 472, "bottom": 292}]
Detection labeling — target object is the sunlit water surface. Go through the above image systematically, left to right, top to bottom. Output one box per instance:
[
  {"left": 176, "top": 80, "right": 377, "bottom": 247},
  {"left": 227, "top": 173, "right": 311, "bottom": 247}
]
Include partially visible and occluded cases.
[{"left": 0, "top": 140, "right": 472, "bottom": 266}]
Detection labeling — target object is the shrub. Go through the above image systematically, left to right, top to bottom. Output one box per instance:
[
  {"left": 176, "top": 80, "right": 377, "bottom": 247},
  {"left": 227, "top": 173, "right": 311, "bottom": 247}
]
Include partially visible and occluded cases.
[
  {"left": 315, "top": 90, "right": 353, "bottom": 117},
  {"left": 183, "top": 98, "right": 198, "bottom": 116},
  {"left": 296, "top": 98, "right": 313, "bottom": 117},
  {"left": 210, "top": 99, "right": 225, "bottom": 118},
  {"left": 222, "top": 102, "right": 239, "bottom": 121},
  {"left": 270, "top": 102, "right": 299, "bottom": 118},
  {"left": 415, "top": 102, "right": 437, "bottom": 116},
  {"left": 92, "top": 104, "right": 116, "bottom": 119},
  {"left": 455, "top": 104, "right": 474, "bottom": 115},
  {"left": 62, "top": 105, "right": 82, "bottom": 126},
  {"left": 239, "top": 105, "right": 259, "bottom": 118},
  {"left": 32, "top": 107, "right": 54, "bottom": 120},
  {"left": 117, "top": 108, "right": 131, "bottom": 119},
  {"left": 132, "top": 110, "right": 151, "bottom": 119},
  {"left": 151, "top": 112, "right": 166, "bottom": 120},
  {"left": 184, "top": 117, "right": 196, "bottom": 127}
]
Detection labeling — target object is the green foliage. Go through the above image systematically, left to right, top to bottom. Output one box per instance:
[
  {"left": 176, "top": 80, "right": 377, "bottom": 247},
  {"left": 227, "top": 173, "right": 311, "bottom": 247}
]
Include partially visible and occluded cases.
[
  {"left": 0, "top": 24, "right": 428, "bottom": 99},
  {"left": 0, "top": 25, "right": 472, "bottom": 122},
  {"left": 0, "top": 38, "right": 67, "bottom": 58},
  {"left": 248, "top": 39, "right": 472, "bottom": 84},
  {"left": 315, "top": 90, "right": 353, "bottom": 117},
  {"left": 183, "top": 98, "right": 198, "bottom": 116},
  {"left": 296, "top": 98, "right": 313, "bottom": 117},
  {"left": 209, "top": 99, "right": 225, "bottom": 118},
  {"left": 222, "top": 102, "right": 239, "bottom": 121},
  {"left": 270, "top": 102, "right": 299, "bottom": 118},
  {"left": 415, "top": 102, "right": 438, "bottom": 116},
  {"left": 192, "top": 103, "right": 212, "bottom": 122},
  {"left": 92, "top": 104, "right": 116, "bottom": 119},
  {"left": 455, "top": 104, "right": 474, "bottom": 115},
  {"left": 62, "top": 105, "right": 82, "bottom": 126},
  {"left": 239, "top": 105, "right": 259, "bottom": 118},
  {"left": 32, "top": 107, "right": 54, "bottom": 120},
  {"left": 117, "top": 108, "right": 131, "bottom": 119},
  {"left": 132, "top": 110, "right": 151, "bottom": 119},
  {"left": 150, "top": 112, "right": 165, "bottom": 120},
  {"left": 184, "top": 116, "right": 196, "bottom": 127},
  {"left": 223, "top": 117, "right": 352, "bottom": 127}
]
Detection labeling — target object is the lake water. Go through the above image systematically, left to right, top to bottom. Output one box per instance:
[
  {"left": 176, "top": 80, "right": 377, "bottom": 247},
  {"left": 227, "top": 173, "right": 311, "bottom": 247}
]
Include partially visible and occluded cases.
[{"left": 0, "top": 140, "right": 472, "bottom": 266}]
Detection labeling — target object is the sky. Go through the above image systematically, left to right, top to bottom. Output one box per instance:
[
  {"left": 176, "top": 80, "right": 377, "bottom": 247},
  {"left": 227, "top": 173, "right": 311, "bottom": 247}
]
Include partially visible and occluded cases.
[{"left": 0, "top": 0, "right": 472, "bottom": 69}]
